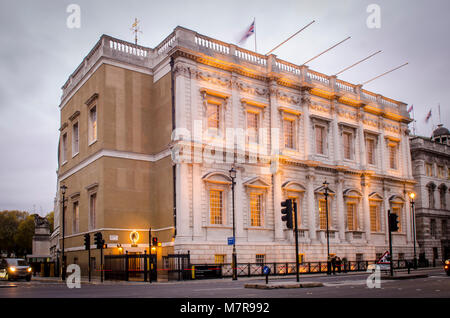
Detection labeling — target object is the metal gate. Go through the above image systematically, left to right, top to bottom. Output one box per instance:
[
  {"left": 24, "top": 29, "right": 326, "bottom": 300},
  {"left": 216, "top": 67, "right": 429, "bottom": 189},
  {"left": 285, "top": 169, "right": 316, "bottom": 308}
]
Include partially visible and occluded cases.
[
  {"left": 104, "top": 253, "right": 157, "bottom": 281},
  {"left": 163, "top": 253, "right": 191, "bottom": 281}
]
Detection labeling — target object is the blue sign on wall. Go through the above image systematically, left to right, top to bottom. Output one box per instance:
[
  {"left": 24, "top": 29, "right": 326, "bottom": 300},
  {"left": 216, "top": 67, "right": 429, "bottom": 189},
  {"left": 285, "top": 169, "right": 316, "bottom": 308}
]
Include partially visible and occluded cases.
[{"left": 227, "top": 237, "right": 235, "bottom": 245}]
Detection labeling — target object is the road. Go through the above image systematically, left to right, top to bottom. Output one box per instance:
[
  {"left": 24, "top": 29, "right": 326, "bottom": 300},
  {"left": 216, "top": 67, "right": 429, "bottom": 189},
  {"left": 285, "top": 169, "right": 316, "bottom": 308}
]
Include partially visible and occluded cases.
[{"left": 0, "top": 268, "right": 448, "bottom": 298}]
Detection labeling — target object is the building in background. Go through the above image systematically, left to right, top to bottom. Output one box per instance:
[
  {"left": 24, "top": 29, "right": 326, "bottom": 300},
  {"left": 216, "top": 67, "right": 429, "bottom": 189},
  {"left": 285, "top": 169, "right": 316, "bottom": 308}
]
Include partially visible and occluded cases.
[
  {"left": 54, "top": 26, "right": 416, "bottom": 277},
  {"left": 410, "top": 124, "right": 450, "bottom": 265}
]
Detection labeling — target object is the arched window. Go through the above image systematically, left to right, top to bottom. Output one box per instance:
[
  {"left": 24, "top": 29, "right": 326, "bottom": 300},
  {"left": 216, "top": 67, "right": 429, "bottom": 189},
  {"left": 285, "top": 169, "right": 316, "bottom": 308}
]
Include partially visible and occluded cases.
[
  {"left": 202, "top": 171, "right": 232, "bottom": 226},
  {"left": 282, "top": 181, "right": 306, "bottom": 228},
  {"left": 427, "top": 182, "right": 436, "bottom": 209},
  {"left": 438, "top": 184, "right": 448, "bottom": 210},
  {"left": 343, "top": 189, "right": 362, "bottom": 231},
  {"left": 389, "top": 195, "right": 405, "bottom": 233}
]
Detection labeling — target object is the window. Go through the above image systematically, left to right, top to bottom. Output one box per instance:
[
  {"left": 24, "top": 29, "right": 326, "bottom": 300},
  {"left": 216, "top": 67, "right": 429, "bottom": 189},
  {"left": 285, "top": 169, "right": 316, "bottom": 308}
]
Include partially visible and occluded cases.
[
  {"left": 207, "top": 103, "right": 220, "bottom": 134},
  {"left": 88, "top": 105, "right": 97, "bottom": 144},
  {"left": 247, "top": 111, "right": 259, "bottom": 144},
  {"left": 284, "top": 118, "right": 295, "bottom": 149},
  {"left": 72, "top": 122, "right": 79, "bottom": 156},
  {"left": 315, "top": 125, "right": 325, "bottom": 155},
  {"left": 343, "top": 132, "right": 353, "bottom": 160},
  {"left": 61, "top": 133, "right": 68, "bottom": 163},
  {"left": 366, "top": 138, "right": 376, "bottom": 165},
  {"left": 389, "top": 144, "right": 398, "bottom": 170},
  {"left": 426, "top": 163, "right": 433, "bottom": 177},
  {"left": 438, "top": 166, "right": 445, "bottom": 179},
  {"left": 427, "top": 183, "right": 436, "bottom": 209},
  {"left": 439, "top": 185, "right": 448, "bottom": 209},
  {"left": 209, "top": 190, "right": 223, "bottom": 225},
  {"left": 89, "top": 193, "right": 96, "bottom": 230},
  {"left": 250, "top": 193, "right": 263, "bottom": 227},
  {"left": 288, "top": 196, "right": 301, "bottom": 228},
  {"left": 318, "top": 199, "right": 330, "bottom": 230},
  {"left": 72, "top": 201, "right": 79, "bottom": 234},
  {"left": 346, "top": 202, "right": 357, "bottom": 231},
  {"left": 370, "top": 204, "right": 381, "bottom": 232},
  {"left": 391, "top": 206, "right": 402, "bottom": 232},
  {"left": 430, "top": 219, "right": 436, "bottom": 238},
  {"left": 442, "top": 220, "right": 447, "bottom": 237},
  {"left": 215, "top": 254, "right": 226, "bottom": 264},
  {"left": 255, "top": 254, "right": 265, "bottom": 265},
  {"left": 356, "top": 254, "right": 364, "bottom": 262}
]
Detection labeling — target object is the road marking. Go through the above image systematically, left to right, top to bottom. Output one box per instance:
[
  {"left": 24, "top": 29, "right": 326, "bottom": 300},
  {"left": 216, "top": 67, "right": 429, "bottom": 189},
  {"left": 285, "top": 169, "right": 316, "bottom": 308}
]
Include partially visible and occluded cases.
[{"left": 193, "top": 287, "right": 243, "bottom": 292}]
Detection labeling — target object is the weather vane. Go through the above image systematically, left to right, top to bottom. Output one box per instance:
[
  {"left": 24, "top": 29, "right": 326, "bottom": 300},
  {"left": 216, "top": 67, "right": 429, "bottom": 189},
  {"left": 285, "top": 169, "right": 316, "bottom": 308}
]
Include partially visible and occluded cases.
[{"left": 130, "top": 18, "right": 142, "bottom": 45}]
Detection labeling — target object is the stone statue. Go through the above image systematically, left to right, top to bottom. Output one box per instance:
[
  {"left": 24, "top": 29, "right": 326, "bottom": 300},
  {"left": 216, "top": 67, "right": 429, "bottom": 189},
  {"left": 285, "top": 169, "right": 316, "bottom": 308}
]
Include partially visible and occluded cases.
[{"left": 33, "top": 214, "right": 49, "bottom": 228}]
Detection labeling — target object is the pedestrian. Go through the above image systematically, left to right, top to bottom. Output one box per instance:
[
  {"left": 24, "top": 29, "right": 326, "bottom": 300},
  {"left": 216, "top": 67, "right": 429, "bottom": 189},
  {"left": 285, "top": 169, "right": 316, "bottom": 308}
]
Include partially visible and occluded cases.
[
  {"left": 331, "top": 256, "right": 336, "bottom": 275},
  {"left": 336, "top": 256, "right": 342, "bottom": 273}
]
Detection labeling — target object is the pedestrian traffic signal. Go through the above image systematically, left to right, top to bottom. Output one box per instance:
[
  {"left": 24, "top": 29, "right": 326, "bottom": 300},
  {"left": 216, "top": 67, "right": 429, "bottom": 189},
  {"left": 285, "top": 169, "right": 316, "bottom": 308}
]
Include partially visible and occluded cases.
[
  {"left": 281, "top": 199, "right": 293, "bottom": 229},
  {"left": 389, "top": 211, "right": 399, "bottom": 232},
  {"left": 94, "top": 232, "right": 103, "bottom": 249},
  {"left": 84, "top": 233, "right": 90, "bottom": 250}
]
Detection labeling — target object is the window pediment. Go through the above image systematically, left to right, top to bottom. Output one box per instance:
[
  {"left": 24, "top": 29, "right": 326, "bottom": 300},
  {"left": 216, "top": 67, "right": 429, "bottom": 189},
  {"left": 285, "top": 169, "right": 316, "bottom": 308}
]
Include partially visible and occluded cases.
[
  {"left": 202, "top": 171, "right": 232, "bottom": 185},
  {"left": 243, "top": 176, "right": 270, "bottom": 189},
  {"left": 282, "top": 181, "right": 306, "bottom": 193},
  {"left": 343, "top": 188, "right": 362, "bottom": 198}
]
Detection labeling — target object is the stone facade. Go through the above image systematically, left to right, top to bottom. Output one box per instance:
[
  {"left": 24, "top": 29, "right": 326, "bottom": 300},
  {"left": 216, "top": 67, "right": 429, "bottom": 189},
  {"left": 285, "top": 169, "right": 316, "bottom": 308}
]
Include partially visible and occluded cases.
[{"left": 55, "top": 26, "right": 416, "bottom": 273}]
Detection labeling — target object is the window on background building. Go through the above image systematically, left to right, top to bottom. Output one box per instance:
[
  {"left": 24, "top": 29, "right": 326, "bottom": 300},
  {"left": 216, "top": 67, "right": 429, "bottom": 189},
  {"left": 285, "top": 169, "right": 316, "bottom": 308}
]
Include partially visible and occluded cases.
[
  {"left": 207, "top": 103, "right": 220, "bottom": 134},
  {"left": 88, "top": 105, "right": 97, "bottom": 144},
  {"left": 247, "top": 111, "right": 259, "bottom": 144},
  {"left": 284, "top": 118, "right": 295, "bottom": 149},
  {"left": 72, "top": 122, "right": 79, "bottom": 156},
  {"left": 315, "top": 125, "right": 325, "bottom": 155},
  {"left": 343, "top": 131, "right": 353, "bottom": 160},
  {"left": 61, "top": 133, "right": 68, "bottom": 163},
  {"left": 366, "top": 137, "right": 376, "bottom": 165},
  {"left": 389, "top": 143, "right": 398, "bottom": 170},
  {"left": 426, "top": 163, "right": 433, "bottom": 177},
  {"left": 438, "top": 166, "right": 445, "bottom": 179},
  {"left": 427, "top": 183, "right": 436, "bottom": 209},
  {"left": 439, "top": 185, "right": 448, "bottom": 209},
  {"left": 209, "top": 189, "right": 223, "bottom": 225},
  {"left": 250, "top": 192, "right": 263, "bottom": 227},
  {"left": 89, "top": 193, "right": 96, "bottom": 230},
  {"left": 318, "top": 199, "right": 330, "bottom": 230},
  {"left": 72, "top": 201, "right": 79, "bottom": 234},
  {"left": 346, "top": 202, "right": 357, "bottom": 231},
  {"left": 370, "top": 204, "right": 381, "bottom": 232},
  {"left": 391, "top": 206, "right": 402, "bottom": 232},
  {"left": 430, "top": 219, "right": 436, "bottom": 238},
  {"left": 442, "top": 220, "right": 447, "bottom": 237},
  {"left": 215, "top": 254, "right": 226, "bottom": 264},
  {"left": 255, "top": 254, "right": 265, "bottom": 265}
]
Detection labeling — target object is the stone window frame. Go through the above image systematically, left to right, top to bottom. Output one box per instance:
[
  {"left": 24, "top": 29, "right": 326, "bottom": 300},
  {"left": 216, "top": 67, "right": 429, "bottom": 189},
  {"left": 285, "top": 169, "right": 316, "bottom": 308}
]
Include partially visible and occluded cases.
[
  {"left": 200, "top": 88, "right": 230, "bottom": 140},
  {"left": 85, "top": 93, "right": 99, "bottom": 147},
  {"left": 241, "top": 98, "right": 267, "bottom": 147},
  {"left": 279, "top": 107, "right": 302, "bottom": 153},
  {"left": 311, "top": 116, "right": 331, "bottom": 158},
  {"left": 339, "top": 124, "right": 357, "bottom": 162},
  {"left": 364, "top": 131, "right": 379, "bottom": 167},
  {"left": 385, "top": 136, "right": 400, "bottom": 171},
  {"left": 202, "top": 171, "right": 232, "bottom": 227},
  {"left": 243, "top": 177, "right": 270, "bottom": 229},
  {"left": 282, "top": 181, "right": 306, "bottom": 230},
  {"left": 86, "top": 183, "right": 98, "bottom": 231},
  {"left": 314, "top": 184, "right": 336, "bottom": 231},
  {"left": 343, "top": 189, "right": 363, "bottom": 232},
  {"left": 368, "top": 192, "right": 384, "bottom": 233},
  {"left": 70, "top": 193, "right": 80, "bottom": 234},
  {"left": 389, "top": 194, "right": 405, "bottom": 233}
]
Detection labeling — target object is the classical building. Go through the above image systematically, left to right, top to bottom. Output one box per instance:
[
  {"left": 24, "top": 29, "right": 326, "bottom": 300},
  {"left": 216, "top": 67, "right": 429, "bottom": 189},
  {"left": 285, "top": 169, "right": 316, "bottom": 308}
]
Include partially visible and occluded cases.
[
  {"left": 55, "top": 26, "right": 416, "bottom": 275},
  {"left": 410, "top": 125, "right": 450, "bottom": 264}
]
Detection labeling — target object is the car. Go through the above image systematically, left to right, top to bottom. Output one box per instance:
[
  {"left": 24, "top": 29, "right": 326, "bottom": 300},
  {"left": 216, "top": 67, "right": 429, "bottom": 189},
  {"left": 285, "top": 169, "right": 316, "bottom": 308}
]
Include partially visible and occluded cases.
[
  {"left": 0, "top": 258, "right": 32, "bottom": 281},
  {"left": 445, "top": 259, "right": 450, "bottom": 276}
]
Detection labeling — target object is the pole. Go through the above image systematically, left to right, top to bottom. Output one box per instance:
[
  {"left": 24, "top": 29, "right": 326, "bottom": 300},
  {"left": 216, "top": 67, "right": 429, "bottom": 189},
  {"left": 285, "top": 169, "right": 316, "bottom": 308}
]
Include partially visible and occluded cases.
[
  {"left": 254, "top": 17, "right": 257, "bottom": 53},
  {"left": 266, "top": 20, "right": 315, "bottom": 55},
  {"left": 303, "top": 36, "right": 351, "bottom": 65},
  {"left": 334, "top": 50, "right": 382, "bottom": 76},
  {"left": 362, "top": 62, "right": 408, "bottom": 85},
  {"left": 231, "top": 174, "right": 237, "bottom": 281},
  {"left": 325, "top": 189, "right": 330, "bottom": 275},
  {"left": 61, "top": 192, "right": 66, "bottom": 281},
  {"left": 293, "top": 201, "right": 300, "bottom": 283},
  {"left": 412, "top": 201, "right": 417, "bottom": 269},
  {"left": 388, "top": 209, "right": 394, "bottom": 277},
  {"left": 149, "top": 228, "right": 152, "bottom": 283},
  {"left": 100, "top": 243, "right": 103, "bottom": 283},
  {"left": 88, "top": 246, "right": 91, "bottom": 282}
]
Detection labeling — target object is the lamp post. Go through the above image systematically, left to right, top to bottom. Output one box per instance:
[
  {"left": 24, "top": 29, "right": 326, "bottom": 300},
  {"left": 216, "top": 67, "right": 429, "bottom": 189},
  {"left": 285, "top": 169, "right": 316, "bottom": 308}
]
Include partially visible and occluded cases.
[
  {"left": 229, "top": 165, "right": 237, "bottom": 281},
  {"left": 323, "top": 180, "right": 331, "bottom": 275},
  {"left": 60, "top": 184, "right": 67, "bottom": 281},
  {"left": 409, "top": 192, "right": 417, "bottom": 269}
]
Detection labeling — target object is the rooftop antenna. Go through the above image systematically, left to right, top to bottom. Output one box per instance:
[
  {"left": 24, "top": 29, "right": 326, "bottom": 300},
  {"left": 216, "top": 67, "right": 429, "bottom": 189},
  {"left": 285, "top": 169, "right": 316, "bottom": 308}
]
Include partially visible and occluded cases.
[
  {"left": 130, "top": 18, "right": 142, "bottom": 45},
  {"left": 266, "top": 20, "right": 315, "bottom": 55},
  {"left": 302, "top": 36, "right": 351, "bottom": 65},
  {"left": 334, "top": 50, "right": 382, "bottom": 76},
  {"left": 361, "top": 62, "right": 408, "bottom": 85}
]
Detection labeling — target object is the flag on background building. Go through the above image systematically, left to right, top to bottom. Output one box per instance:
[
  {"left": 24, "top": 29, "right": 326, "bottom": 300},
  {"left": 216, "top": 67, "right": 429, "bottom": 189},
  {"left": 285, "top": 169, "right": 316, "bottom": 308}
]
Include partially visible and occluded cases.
[
  {"left": 238, "top": 20, "right": 255, "bottom": 45},
  {"left": 407, "top": 104, "right": 413, "bottom": 113},
  {"left": 425, "top": 109, "right": 432, "bottom": 123}
]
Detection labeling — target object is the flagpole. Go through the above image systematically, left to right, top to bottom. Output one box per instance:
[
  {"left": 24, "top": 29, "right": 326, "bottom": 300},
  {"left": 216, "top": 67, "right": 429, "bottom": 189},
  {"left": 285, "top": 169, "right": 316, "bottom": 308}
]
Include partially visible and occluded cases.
[{"left": 254, "top": 17, "right": 257, "bottom": 53}]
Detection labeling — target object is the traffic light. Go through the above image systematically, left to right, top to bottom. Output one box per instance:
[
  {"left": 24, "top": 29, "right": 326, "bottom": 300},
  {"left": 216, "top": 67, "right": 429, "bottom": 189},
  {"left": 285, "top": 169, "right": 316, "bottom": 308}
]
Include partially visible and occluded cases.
[
  {"left": 281, "top": 199, "right": 293, "bottom": 229},
  {"left": 389, "top": 211, "right": 399, "bottom": 232},
  {"left": 94, "top": 232, "right": 103, "bottom": 249},
  {"left": 84, "top": 233, "right": 90, "bottom": 250},
  {"left": 152, "top": 237, "right": 158, "bottom": 246},
  {"left": 102, "top": 242, "right": 107, "bottom": 249}
]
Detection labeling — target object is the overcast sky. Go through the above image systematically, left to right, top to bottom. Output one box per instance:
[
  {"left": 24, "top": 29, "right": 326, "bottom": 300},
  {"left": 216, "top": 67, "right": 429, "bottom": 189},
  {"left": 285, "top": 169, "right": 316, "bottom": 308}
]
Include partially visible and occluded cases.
[{"left": 0, "top": 0, "right": 449, "bottom": 215}]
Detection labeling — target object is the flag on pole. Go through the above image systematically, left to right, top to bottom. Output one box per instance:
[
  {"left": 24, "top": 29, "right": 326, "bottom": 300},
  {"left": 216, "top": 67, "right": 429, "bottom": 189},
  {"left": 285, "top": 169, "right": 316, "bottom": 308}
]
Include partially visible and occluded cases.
[
  {"left": 238, "top": 20, "right": 255, "bottom": 45},
  {"left": 407, "top": 104, "right": 413, "bottom": 113},
  {"left": 425, "top": 109, "right": 432, "bottom": 123}
]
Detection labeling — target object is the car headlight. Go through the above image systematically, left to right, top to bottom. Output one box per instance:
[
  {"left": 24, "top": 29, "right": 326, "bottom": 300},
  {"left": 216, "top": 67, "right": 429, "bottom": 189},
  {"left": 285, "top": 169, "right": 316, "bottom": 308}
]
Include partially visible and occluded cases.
[
  {"left": 445, "top": 260, "right": 450, "bottom": 265},
  {"left": 8, "top": 266, "right": 16, "bottom": 272},
  {"left": 27, "top": 267, "right": 32, "bottom": 272}
]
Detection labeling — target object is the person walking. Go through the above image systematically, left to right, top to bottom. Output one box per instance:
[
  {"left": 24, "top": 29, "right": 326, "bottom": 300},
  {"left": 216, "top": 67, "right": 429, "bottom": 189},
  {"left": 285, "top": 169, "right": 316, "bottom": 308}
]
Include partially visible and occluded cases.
[
  {"left": 331, "top": 256, "right": 337, "bottom": 275},
  {"left": 336, "top": 256, "right": 342, "bottom": 273}
]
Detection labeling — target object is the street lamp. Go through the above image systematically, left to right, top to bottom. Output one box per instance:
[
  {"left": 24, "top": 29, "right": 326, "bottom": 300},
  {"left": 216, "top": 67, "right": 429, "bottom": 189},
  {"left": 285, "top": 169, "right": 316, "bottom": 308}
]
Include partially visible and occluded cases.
[
  {"left": 229, "top": 165, "right": 237, "bottom": 281},
  {"left": 323, "top": 180, "right": 331, "bottom": 275},
  {"left": 60, "top": 184, "right": 67, "bottom": 281},
  {"left": 409, "top": 192, "right": 417, "bottom": 269}
]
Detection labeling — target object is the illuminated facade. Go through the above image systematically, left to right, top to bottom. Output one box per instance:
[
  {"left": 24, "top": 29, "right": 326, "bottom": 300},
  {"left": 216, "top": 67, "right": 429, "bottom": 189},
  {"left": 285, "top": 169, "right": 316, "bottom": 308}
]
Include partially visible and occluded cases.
[{"left": 55, "top": 26, "right": 416, "bottom": 271}]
